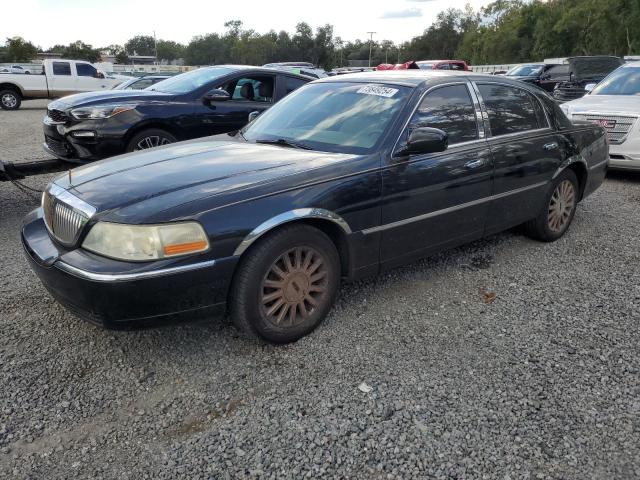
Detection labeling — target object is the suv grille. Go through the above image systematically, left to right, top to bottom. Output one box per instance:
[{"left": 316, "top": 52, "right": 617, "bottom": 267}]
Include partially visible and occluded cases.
[
  {"left": 47, "top": 109, "right": 68, "bottom": 123},
  {"left": 571, "top": 113, "right": 637, "bottom": 145},
  {"left": 42, "top": 185, "right": 95, "bottom": 246}
]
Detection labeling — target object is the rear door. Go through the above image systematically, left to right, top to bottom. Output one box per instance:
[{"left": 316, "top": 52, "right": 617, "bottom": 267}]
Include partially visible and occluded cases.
[
  {"left": 47, "top": 61, "right": 75, "bottom": 96},
  {"left": 377, "top": 82, "right": 494, "bottom": 266},
  {"left": 474, "top": 82, "right": 564, "bottom": 233}
]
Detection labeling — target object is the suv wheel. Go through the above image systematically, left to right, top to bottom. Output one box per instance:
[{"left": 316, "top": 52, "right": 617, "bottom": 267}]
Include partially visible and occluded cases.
[
  {"left": 0, "top": 90, "right": 21, "bottom": 110},
  {"left": 126, "top": 129, "right": 176, "bottom": 152},
  {"left": 230, "top": 224, "right": 340, "bottom": 343}
]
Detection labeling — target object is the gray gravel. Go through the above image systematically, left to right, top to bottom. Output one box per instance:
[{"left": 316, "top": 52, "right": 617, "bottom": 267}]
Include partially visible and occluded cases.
[{"left": 1, "top": 101, "right": 640, "bottom": 479}]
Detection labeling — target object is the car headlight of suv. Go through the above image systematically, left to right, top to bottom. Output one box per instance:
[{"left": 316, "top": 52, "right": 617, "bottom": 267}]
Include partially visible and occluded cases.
[
  {"left": 70, "top": 104, "right": 136, "bottom": 120},
  {"left": 82, "top": 222, "right": 210, "bottom": 261}
]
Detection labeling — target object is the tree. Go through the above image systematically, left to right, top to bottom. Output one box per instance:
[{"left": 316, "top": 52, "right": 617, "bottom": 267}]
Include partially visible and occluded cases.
[
  {"left": 124, "top": 35, "right": 156, "bottom": 56},
  {"left": 4, "top": 37, "right": 38, "bottom": 62},
  {"left": 156, "top": 40, "right": 185, "bottom": 62},
  {"left": 60, "top": 41, "right": 101, "bottom": 62}
]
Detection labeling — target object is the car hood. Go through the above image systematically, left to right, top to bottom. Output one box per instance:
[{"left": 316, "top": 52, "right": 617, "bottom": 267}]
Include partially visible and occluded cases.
[
  {"left": 49, "top": 89, "right": 172, "bottom": 109},
  {"left": 564, "top": 95, "right": 640, "bottom": 115},
  {"left": 53, "top": 140, "right": 357, "bottom": 220}
]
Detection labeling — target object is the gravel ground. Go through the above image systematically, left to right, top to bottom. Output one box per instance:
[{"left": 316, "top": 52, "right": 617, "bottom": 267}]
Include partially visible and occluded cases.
[{"left": 1, "top": 101, "right": 639, "bottom": 479}]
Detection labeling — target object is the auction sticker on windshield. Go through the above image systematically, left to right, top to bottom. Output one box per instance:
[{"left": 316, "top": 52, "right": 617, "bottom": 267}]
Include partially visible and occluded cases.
[{"left": 357, "top": 85, "right": 399, "bottom": 97}]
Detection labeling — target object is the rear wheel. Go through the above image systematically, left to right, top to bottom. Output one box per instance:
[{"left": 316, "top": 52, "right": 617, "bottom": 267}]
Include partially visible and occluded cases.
[
  {"left": 0, "top": 89, "right": 21, "bottom": 110},
  {"left": 126, "top": 128, "right": 176, "bottom": 152},
  {"left": 524, "top": 169, "right": 579, "bottom": 242},
  {"left": 230, "top": 224, "right": 341, "bottom": 344}
]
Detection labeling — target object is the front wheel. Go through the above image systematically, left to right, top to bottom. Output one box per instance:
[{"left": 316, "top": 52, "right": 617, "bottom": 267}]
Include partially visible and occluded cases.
[
  {"left": 0, "top": 90, "right": 21, "bottom": 110},
  {"left": 126, "top": 128, "right": 176, "bottom": 152},
  {"left": 524, "top": 169, "right": 579, "bottom": 242},
  {"left": 230, "top": 224, "right": 341, "bottom": 344}
]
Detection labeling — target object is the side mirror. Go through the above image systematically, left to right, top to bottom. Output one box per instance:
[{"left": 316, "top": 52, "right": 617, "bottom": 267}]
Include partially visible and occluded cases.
[
  {"left": 584, "top": 83, "right": 597, "bottom": 93},
  {"left": 203, "top": 88, "right": 230, "bottom": 102},
  {"left": 248, "top": 110, "right": 261, "bottom": 123},
  {"left": 397, "top": 127, "right": 448, "bottom": 156}
]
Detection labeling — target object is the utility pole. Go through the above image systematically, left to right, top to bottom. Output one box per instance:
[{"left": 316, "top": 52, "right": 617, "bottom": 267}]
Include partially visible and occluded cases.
[
  {"left": 153, "top": 30, "right": 158, "bottom": 65},
  {"left": 367, "top": 31, "right": 376, "bottom": 68}
]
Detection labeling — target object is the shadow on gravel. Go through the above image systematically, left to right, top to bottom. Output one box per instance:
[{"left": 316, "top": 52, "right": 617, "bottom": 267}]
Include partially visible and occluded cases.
[{"left": 606, "top": 170, "right": 640, "bottom": 183}]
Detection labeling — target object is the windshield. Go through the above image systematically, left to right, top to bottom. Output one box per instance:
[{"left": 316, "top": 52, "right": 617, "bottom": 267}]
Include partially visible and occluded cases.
[
  {"left": 506, "top": 64, "right": 544, "bottom": 76},
  {"left": 148, "top": 67, "right": 235, "bottom": 94},
  {"left": 590, "top": 67, "right": 640, "bottom": 95},
  {"left": 242, "top": 82, "right": 411, "bottom": 154}
]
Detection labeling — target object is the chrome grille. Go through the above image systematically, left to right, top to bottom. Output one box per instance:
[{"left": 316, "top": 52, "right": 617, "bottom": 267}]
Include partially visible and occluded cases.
[
  {"left": 571, "top": 113, "right": 637, "bottom": 145},
  {"left": 42, "top": 184, "right": 96, "bottom": 246}
]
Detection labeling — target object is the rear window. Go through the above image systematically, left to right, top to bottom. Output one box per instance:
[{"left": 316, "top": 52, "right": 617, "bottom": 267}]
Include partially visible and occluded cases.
[
  {"left": 52, "top": 62, "right": 71, "bottom": 76},
  {"left": 478, "top": 83, "right": 543, "bottom": 136}
]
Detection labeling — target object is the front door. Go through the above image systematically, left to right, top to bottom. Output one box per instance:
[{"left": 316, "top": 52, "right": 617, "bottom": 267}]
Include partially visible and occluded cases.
[{"left": 377, "top": 83, "right": 494, "bottom": 267}]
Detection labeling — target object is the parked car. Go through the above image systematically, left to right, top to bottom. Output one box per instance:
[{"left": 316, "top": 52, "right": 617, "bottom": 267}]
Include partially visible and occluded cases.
[
  {"left": 553, "top": 56, "right": 623, "bottom": 102},
  {"left": 0, "top": 59, "right": 121, "bottom": 110},
  {"left": 416, "top": 60, "right": 470, "bottom": 71},
  {"left": 376, "top": 61, "right": 420, "bottom": 70},
  {"left": 560, "top": 61, "right": 640, "bottom": 171},
  {"left": 262, "top": 62, "right": 327, "bottom": 79},
  {"left": 504, "top": 63, "right": 562, "bottom": 91},
  {"left": 0, "top": 65, "right": 31, "bottom": 74},
  {"left": 42, "top": 65, "right": 312, "bottom": 162},
  {"left": 23, "top": 71, "right": 608, "bottom": 343},
  {"left": 113, "top": 75, "right": 170, "bottom": 90}
]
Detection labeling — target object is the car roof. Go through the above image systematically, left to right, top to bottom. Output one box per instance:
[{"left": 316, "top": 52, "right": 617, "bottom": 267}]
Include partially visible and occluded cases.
[
  {"left": 205, "top": 64, "right": 313, "bottom": 78},
  {"left": 312, "top": 70, "right": 554, "bottom": 93}
]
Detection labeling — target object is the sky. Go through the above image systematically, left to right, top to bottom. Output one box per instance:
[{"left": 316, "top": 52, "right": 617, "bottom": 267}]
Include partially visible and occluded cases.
[{"left": 4, "top": 0, "right": 493, "bottom": 49}]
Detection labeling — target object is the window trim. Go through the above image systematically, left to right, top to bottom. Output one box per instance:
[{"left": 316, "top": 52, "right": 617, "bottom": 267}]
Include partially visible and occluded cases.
[
  {"left": 392, "top": 81, "right": 486, "bottom": 157},
  {"left": 472, "top": 81, "right": 552, "bottom": 138}
]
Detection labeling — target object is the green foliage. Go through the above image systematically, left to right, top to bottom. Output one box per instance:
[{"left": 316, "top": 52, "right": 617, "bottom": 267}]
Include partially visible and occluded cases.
[
  {"left": 11, "top": 2, "right": 640, "bottom": 70},
  {"left": 124, "top": 35, "right": 156, "bottom": 56},
  {"left": 4, "top": 37, "right": 39, "bottom": 62}
]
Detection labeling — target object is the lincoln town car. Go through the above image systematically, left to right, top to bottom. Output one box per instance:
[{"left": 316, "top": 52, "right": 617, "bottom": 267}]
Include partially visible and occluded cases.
[{"left": 22, "top": 71, "right": 608, "bottom": 343}]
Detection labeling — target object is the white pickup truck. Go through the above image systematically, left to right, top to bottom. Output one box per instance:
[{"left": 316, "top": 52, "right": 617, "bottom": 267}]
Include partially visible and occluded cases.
[{"left": 0, "top": 59, "right": 125, "bottom": 110}]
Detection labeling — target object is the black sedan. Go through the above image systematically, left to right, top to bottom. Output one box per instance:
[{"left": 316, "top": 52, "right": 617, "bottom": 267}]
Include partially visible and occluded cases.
[
  {"left": 42, "top": 65, "right": 311, "bottom": 162},
  {"left": 23, "top": 71, "right": 608, "bottom": 343}
]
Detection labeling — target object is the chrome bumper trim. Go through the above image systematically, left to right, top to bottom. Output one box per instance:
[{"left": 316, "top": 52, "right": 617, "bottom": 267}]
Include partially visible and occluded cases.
[{"left": 55, "top": 259, "right": 217, "bottom": 283}]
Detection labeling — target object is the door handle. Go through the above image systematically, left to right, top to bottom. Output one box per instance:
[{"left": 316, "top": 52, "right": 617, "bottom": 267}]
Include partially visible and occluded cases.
[
  {"left": 543, "top": 142, "right": 559, "bottom": 151},
  {"left": 464, "top": 158, "right": 485, "bottom": 169}
]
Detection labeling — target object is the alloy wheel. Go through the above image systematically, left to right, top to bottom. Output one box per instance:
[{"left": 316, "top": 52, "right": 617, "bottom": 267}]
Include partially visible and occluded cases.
[
  {"left": 1, "top": 93, "right": 17, "bottom": 108},
  {"left": 134, "top": 135, "right": 173, "bottom": 150},
  {"left": 548, "top": 179, "right": 575, "bottom": 233},
  {"left": 260, "top": 246, "right": 329, "bottom": 327}
]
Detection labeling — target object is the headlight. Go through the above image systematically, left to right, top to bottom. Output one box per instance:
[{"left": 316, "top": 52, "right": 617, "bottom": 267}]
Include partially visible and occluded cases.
[
  {"left": 70, "top": 104, "right": 136, "bottom": 120},
  {"left": 82, "top": 222, "right": 209, "bottom": 261}
]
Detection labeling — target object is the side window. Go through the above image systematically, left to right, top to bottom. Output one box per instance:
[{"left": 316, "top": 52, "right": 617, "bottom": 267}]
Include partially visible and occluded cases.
[
  {"left": 52, "top": 62, "right": 71, "bottom": 76},
  {"left": 449, "top": 62, "right": 465, "bottom": 71},
  {"left": 76, "top": 63, "right": 97, "bottom": 77},
  {"left": 436, "top": 63, "right": 451, "bottom": 70},
  {"left": 546, "top": 65, "right": 569, "bottom": 80},
  {"left": 224, "top": 76, "right": 275, "bottom": 103},
  {"left": 284, "top": 76, "right": 307, "bottom": 95},
  {"left": 130, "top": 79, "right": 153, "bottom": 90},
  {"left": 408, "top": 84, "right": 478, "bottom": 145},
  {"left": 477, "top": 84, "right": 541, "bottom": 136}
]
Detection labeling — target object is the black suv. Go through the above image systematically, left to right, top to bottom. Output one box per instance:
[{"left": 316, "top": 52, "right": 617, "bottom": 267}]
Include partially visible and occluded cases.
[
  {"left": 553, "top": 56, "right": 623, "bottom": 102},
  {"left": 43, "top": 66, "right": 311, "bottom": 162}
]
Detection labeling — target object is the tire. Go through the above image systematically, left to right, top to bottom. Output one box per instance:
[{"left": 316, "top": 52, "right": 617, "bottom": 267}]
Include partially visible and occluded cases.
[
  {"left": 0, "top": 89, "right": 21, "bottom": 110},
  {"left": 125, "top": 128, "right": 176, "bottom": 152},
  {"left": 524, "top": 169, "right": 579, "bottom": 242},
  {"left": 230, "top": 224, "right": 341, "bottom": 344}
]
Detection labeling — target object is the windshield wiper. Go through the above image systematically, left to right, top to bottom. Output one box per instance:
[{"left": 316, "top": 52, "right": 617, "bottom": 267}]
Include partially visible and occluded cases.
[{"left": 255, "top": 138, "right": 313, "bottom": 150}]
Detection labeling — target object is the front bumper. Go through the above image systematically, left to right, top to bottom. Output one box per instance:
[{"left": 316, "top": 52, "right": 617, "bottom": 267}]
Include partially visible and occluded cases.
[
  {"left": 43, "top": 117, "right": 128, "bottom": 162},
  {"left": 608, "top": 145, "right": 640, "bottom": 171},
  {"left": 22, "top": 208, "right": 237, "bottom": 328}
]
